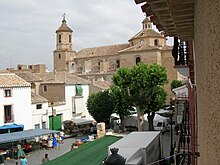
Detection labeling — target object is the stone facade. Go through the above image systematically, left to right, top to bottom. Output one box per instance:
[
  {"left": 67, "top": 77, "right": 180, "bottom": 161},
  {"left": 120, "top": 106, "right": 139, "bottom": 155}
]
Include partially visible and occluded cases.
[
  {"left": 194, "top": 0, "right": 220, "bottom": 164},
  {"left": 53, "top": 18, "right": 180, "bottom": 100}
]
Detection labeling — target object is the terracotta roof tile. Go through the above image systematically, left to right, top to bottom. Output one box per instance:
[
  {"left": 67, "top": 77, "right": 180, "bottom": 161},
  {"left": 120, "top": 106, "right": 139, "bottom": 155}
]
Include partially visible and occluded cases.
[
  {"left": 129, "top": 29, "right": 164, "bottom": 41},
  {"left": 76, "top": 43, "right": 129, "bottom": 59},
  {"left": 119, "top": 43, "right": 160, "bottom": 53},
  {"left": 16, "top": 72, "right": 42, "bottom": 82},
  {"left": 34, "top": 72, "right": 91, "bottom": 85},
  {"left": 0, "top": 73, "right": 31, "bottom": 87},
  {"left": 93, "top": 80, "right": 111, "bottom": 90},
  {"left": 31, "top": 92, "right": 48, "bottom": 104}
]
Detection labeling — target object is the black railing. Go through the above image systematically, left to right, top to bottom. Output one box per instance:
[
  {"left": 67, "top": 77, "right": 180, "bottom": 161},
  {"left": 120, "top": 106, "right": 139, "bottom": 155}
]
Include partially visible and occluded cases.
[{"left": 172, "top": 37, "right": 189, "bottom": 66}]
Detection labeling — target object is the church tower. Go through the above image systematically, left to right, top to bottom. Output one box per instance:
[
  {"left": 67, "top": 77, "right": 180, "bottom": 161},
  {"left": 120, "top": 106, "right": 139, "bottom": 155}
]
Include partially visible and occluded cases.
[{"left": 53, "top": 14, "right": 76, "bottom": 72}]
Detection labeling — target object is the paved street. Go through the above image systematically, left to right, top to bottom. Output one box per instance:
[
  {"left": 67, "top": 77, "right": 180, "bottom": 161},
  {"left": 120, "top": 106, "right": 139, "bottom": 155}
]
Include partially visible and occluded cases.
[
  {"left": 3, "top": 130, "right": 176, "bottom": 165},
  {"left": 4, "top": 137, "right": 77, "bottom": 165}
]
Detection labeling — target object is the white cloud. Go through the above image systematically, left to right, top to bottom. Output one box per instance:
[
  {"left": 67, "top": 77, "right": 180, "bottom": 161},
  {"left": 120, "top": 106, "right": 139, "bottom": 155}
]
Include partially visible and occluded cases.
[{"left": 0, "top": 0, "right": 171, "bottom": 71}]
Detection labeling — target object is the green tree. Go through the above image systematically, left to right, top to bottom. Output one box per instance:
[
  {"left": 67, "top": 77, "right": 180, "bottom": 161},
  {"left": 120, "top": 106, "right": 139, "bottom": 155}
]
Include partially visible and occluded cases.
[
  {"left": 112, "top": 63, "right": 168, "bottom": 131},
  {"left": 171, "top": 80, "right": 183, "bottom": 90},
  {"left": 109, "top": 85, "right": 133, "bottom": 131},
  {"left": 87, "top": 90, "right": 114, "bottom": 126}
]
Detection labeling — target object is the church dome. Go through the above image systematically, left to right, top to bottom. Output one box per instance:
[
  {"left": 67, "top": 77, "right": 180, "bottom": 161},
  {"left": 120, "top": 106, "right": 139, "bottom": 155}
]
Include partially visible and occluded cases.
[{"left": 56, "top": 18, "right": 73, "bottom": 33}]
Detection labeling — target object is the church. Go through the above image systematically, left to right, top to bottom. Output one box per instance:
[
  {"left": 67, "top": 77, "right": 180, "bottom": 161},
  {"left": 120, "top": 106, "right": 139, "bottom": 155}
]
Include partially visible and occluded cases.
[{"left": 53, "top": 16, "right": 180, "bottom": 99}]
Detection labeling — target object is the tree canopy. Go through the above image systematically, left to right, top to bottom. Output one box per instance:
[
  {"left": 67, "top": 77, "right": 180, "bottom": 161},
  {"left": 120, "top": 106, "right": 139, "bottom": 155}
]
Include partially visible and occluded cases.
[
  {"left": 112, "top": 62, "right": 168, "bottom": 131},
  {"left": 171, "top": 80, "right": 183, "bottom": 90},
  {"left": 87, "top": 90, "right": 114, "bottom": 125}
]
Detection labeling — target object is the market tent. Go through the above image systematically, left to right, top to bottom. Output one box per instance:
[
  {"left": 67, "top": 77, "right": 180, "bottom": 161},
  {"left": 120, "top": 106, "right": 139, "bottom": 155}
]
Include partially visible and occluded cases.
[
  {"left": 72, "top": 118, "right": 94, "bottom": 125},
  {"left": 0, "top": 123, "right": 24, "bottom": 134},
  {"left": 0, "top": 129, "right": 59, "bottom": 144}
]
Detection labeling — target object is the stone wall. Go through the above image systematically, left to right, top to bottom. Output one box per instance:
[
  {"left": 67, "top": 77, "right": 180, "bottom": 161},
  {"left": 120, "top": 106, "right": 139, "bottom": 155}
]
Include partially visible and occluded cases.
[{"left": 194, "top": 0, "right": 220, "bottom": 164}]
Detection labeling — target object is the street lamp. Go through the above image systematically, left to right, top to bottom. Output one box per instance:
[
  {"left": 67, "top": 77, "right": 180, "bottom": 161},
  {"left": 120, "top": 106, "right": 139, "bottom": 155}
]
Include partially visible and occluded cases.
[{"left": 51, "top": 102, "right": 54, "bottom": 130}]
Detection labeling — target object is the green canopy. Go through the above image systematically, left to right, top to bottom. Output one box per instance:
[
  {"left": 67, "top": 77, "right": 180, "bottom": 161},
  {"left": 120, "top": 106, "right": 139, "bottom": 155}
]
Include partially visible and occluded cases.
[{"left": 44, "top": 136, "right": 121, "bottom": 165}]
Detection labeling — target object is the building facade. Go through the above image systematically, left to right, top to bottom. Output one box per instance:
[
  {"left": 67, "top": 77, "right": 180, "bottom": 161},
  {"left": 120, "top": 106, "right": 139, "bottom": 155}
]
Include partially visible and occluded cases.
[
  {"left": 54, "top": 17, "right": 180, "bottom": 99},
  {"left": 0, "top": 73, "right": 32, "bottom": 130}
]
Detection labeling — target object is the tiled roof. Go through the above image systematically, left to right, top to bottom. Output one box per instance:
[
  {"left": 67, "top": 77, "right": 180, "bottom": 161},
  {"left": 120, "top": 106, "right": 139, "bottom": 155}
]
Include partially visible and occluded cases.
[
  {"left": 129, "top": 28, "right": 164, "bottom": 41},
  {"left": 76, "top": 43, "right": 130, "bottom": 59},
  {"left": 119, "top": 43, "right": 160, "bottom": 53},
  {"left": 16, "top": 72, "right": 42, "bottom": 82},
  {"left": 34, "top": 72, "right": 91, "bottom": 85},
  {"left": 0, "top": 73, "right": 31, "bottom": 88},
  {"left": 93, "top": 80, "right": 111, "bottom": 90},
  {"left": 31, "top": 92, "right": 48, "bottom": 104}
]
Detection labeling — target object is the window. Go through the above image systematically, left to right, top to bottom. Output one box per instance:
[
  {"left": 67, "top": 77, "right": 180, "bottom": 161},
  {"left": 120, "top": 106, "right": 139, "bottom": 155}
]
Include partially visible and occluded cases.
[
  {"left": 58, "top": 34, "right": 61, "bottom": 43},
  {"left": 69, "top": 35, "right": 71, "bottom": 43},
  {"left": 154, "top": 39, "right": 159, "bottom": 46},
  {"left": 58, "top": 54, "right": 61, "bottom": 59},
  {"left": 136, "top": 57, "right": 141, "bottom": 64},
  {"left": 116, "top": 60, "right": 120, "bottom": 69},
  {"left": 75, "top": 84, "right": 83, "bottom": 96},
  {"left": 44, "top": 85, "right": 47, "bottom": 92},
  {"left": 4, "top": 89, "right": 11, "bottom": 97},
  {"left": 36, "top": 104, "right": 42, "bottom": 109},
  {"left": 4, "top": 105, "right": 14, "bottom": 123},
  {"left": 42, "top": 122, "right": 46, "bottom": 129},
  {"left": 34, "top": 124, "right": 40, "bottom": 129}
]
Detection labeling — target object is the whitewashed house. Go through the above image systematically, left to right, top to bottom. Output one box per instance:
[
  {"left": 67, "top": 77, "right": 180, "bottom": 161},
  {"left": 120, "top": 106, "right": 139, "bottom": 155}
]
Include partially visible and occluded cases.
[
  {"left": 35, "top": 71, "right": 91, "bottom": 130},
  {"left": 0, "top": 73, "right": 32, "bottom": 130},
  {"left": 31, "top": 92, "right": 49, "bottom": 129}
]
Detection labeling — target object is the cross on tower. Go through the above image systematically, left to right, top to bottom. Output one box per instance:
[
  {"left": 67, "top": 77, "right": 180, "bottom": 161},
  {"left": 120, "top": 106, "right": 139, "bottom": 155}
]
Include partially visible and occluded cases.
[{"left": 62, "top": 13, "right": 66, "bottom": 21}]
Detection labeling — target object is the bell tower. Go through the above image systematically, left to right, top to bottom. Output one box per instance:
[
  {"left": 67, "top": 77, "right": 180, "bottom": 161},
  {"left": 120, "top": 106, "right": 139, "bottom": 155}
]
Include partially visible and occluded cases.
[{"left": 53, "top": 14, "right": 75, "bottom": 72}]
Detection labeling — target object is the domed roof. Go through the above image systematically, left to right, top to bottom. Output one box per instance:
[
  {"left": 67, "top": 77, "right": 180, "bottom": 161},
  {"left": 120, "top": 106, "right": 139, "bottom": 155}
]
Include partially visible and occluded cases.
[{"left": 56, "top": 18, "right": 73, "bottom": 33}]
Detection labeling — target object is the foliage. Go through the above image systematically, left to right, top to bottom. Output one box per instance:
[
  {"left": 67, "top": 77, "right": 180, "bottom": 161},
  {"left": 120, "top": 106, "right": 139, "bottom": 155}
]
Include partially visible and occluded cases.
[
  {"left": 112, "top": 62, "right": 168, "bottom": 131},
  {"left": 171, "top": 80, "right": 183, "bottom": 90},
  {"left": 109, "top": 85, "right": 133, "bottom": 131},
  {"left": 87, "top": 90, "right": 114, "bottom": 124}
]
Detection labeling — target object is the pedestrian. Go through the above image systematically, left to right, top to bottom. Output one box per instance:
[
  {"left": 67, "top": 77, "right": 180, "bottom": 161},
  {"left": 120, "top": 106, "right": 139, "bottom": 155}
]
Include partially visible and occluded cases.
[
  {"left": 59, "top": 131, "right": 65, "bottom": 143},
  {"left": 52, "top": 134, "right": 58, "bottom": 149},
  {"left": 17, "top": 145, "right": 25, "bottom": 159},
  {"left": 41, "top": 153, "right": 50, "bottom": 163},
  {"left": 20, "top": 156, "right": 27, "bottom": 165}
]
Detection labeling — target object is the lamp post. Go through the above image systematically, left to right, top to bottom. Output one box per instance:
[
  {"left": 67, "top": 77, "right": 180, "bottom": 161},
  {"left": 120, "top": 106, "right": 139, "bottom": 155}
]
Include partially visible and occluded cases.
[{"left": 51, "top": 102, "right": 54, "bottom": 130}]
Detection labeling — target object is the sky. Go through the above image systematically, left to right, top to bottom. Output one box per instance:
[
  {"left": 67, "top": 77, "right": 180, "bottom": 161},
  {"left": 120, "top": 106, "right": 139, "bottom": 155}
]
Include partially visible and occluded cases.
[{"left": 0, "top": 0, "right": 172, "bottom": 71}]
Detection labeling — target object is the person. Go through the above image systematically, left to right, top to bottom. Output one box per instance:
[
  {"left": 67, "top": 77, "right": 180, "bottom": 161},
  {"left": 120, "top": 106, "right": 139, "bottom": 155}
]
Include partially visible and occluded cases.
[
  {"left": 59, "top": 131, "right": 64, "bottom": 143},
  {"left": 52, "top": 134, "right": 58, "bottom": 149},
  {"left": 47, "top": 137, "right": 53, "bottom": 149},
  {"left": 24, "top": 140, "right": 31, "bottom": 154},
  {"left": 17, "top": 145, "right": 25, "bottom": 159},
  {"left": 41, "top": 153, "right": 49, "bottom": 163},
  {"left": 20, "top": 156, "right": 27, "bottom": 165}
]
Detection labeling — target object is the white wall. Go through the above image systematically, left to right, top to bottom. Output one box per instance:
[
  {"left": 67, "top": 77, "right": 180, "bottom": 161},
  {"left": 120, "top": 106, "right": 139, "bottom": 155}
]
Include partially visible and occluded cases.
[
  {"left": 65, "top": 84, "right": 90, "bottom": 118},
  {"left": 0, "top": 87, "right": 32, "bottom": 130},
  {"left": 32, "top": 102, "right": 48, "bottom": 129}
]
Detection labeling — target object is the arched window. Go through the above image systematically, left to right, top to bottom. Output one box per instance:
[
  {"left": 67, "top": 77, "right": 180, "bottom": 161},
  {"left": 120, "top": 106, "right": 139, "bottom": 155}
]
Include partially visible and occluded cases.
[
  {"left": 154, "top": 39, "right": 159, "bottom": 46},
  {"left": 58, "top": 54, "right": 61, "bottom": 59},
  {"left": 136, "top": 57, "right": 141, "bottom": 64},
  {"left": 116, "top": 60, "right": 120, "bottom": 69}
]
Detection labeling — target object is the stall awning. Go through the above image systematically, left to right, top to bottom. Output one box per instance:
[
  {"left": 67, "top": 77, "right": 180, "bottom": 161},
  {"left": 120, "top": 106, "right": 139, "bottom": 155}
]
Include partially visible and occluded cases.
[
  {"left": 72, "top": 118, "right": 94, "bottom": 126},
  {"left": 0, "top": 123, "right": 24, "bottom": 130},
  {"left": 0, "top": 123, "right": 24, "bottom": 133},
  {"left": 0, "top": 129, "right": 59, "bottom": 144}
]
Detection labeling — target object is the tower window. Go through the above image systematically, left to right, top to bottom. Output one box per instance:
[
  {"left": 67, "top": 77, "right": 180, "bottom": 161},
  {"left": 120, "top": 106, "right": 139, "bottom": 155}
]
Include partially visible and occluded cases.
[
  {"left": 59, "top": 35, "right": 61, "bottom": 43},
  {"left": 69, "top": 35, "right": 71, "bottom": 43},
  {"left": 154, "top": 39, "right": 159, "bottom": 46},
  {"left": 58, "top": 54, "right": 61, "bottom": 59},
  {"left": 136, "top": 57, "right": 141, "bottom": 64}
]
